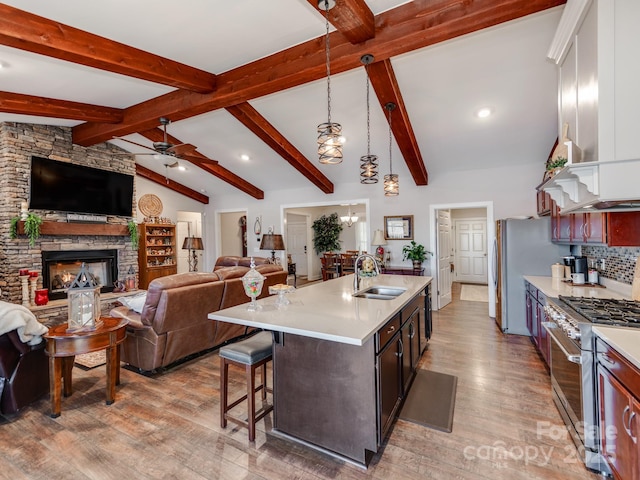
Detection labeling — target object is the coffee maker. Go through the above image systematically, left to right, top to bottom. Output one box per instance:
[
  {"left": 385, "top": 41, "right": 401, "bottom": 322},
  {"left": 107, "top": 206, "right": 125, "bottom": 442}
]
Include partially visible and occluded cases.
[{"left": 563, "top": 256, "right": 588, "bottom": 283}]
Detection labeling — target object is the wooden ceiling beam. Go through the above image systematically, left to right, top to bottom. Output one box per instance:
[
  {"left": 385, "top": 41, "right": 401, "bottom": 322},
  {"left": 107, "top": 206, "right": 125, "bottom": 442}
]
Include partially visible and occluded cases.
[
  {"left": 73, "top": 0, "right": 565, "bottom": 146},
  {"left": 307, "top": 0, "right": 375, "bottom": 44},
  {"left": 0, "top": 4, "right": 216, "bottom": 93},
  {"left": 367, "top": 59, "right": 428, "bottom": 186},
  {"left": 0, "top": 91, "right": 123, "bottom": 123},
  {"left": 226, "top": 103, "right": 334, "bottom": 194},
  {"left": 138, "top": 128, "right": 264, "bottom": 199},
  {"left": 135, "top": 164, "right": 210, "bottom": 204}
]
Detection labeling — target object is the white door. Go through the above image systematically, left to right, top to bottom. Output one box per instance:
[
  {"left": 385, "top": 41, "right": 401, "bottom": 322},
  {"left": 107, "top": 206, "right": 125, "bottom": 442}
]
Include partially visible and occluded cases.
[
  {"left": 437, "top": 210, "right": 452, "bottom": 309},
  {"left": 454, "top": 218, "right": 488, "bottom": 284},
  {"left": 287, "top": 222, "right": 308, "bottom": 277}
]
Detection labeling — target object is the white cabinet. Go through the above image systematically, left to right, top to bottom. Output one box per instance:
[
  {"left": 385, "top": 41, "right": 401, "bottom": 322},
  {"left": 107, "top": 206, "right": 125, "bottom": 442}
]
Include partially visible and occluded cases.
[{"left": 553, "top": 0, "right": 640, "bottom": 163}]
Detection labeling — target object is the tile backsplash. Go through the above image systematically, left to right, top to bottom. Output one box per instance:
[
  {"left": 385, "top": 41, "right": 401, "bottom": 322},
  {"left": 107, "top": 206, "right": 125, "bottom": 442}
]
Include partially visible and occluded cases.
[{"left": 582, "top": 246, "right": 640, "bottom": 285}]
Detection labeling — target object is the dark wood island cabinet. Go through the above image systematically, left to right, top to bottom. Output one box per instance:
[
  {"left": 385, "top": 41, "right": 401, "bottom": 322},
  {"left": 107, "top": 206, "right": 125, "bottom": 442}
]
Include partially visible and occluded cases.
[{"left": 210, "top": 275, "right": 432, "bottom": 466}]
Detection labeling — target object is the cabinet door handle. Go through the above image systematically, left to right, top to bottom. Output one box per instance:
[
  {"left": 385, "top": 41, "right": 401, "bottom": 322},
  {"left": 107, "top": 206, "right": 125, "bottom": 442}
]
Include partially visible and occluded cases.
[
  {"left": 409, "top": 321, "right": 415, "bottom": 339},
  {"left": 386, "top": 325, "right": 395, "bottom": 334},
  {"left": 396, "top": 338, "right": 404, "bottom": 358},
  {"left": 600, "top": 353, "right": 616, "bottom": 366},
  {"left": 623, "top": 406, "right": 632, "bottom": 437},
  {"left": 630, "top": 411, "right": 638, "bottom": 444}
]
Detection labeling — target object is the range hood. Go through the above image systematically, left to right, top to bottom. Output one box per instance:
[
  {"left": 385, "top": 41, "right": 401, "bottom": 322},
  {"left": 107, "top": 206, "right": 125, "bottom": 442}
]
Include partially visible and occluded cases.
[{"left": 541, "top": 158, "right": 640, "bottom": 213}]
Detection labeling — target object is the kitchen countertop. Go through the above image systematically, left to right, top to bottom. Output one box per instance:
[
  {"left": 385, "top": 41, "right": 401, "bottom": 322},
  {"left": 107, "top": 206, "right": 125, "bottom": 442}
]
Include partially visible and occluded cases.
[
  {"left": 209, "top": 274, "right": 432, "bottom": 346},
  {"left": 524, "top": 275, "right": 628, "bottom": 300},
  {"left": 593, "top": 325, "right": 640, "bottom": 370}
]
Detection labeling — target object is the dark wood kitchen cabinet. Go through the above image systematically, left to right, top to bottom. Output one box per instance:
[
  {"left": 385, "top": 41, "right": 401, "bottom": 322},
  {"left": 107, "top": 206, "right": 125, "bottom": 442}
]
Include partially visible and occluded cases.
[
  {"left": 536, "top": 189, "right": 553, "bottom": 217},
  {"left": 550, "top": 202, "right": 640, "bottom": 247},
  {"left": 525, "top": 281, "right": 549, "bottom": 367},
  {"left": 272, "top": 285, "right": 430, "bottom": 465},
  {"left": 596, "top": 338, "right": 640, "bottom": 480}
]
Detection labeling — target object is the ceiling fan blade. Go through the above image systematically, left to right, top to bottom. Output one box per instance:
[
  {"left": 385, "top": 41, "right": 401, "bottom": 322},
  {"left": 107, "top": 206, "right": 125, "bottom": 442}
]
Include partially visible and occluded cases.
[
  {"left": 113, "top": 137, "right": 157, "bottom": 153},
  {"left": 167, "top": 143, "right": 197, "bottom": 156},
  {"left": 180, "top": 153, "right": 219, "bottom": 165}
]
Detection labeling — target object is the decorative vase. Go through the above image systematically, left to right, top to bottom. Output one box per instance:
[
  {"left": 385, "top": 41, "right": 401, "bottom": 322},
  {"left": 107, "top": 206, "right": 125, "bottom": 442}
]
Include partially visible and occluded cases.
[
  {"left": 242, "top": 258, "right": 265, "bottom": 311},
  {"left": 412, "top": 260, "right": 422, "bottom": 270},
  {"left": 20, "top": 275, "right": 30, "bottom": 307},
  {"left": 35, "top": 288, "right": 49, "bottom": 306}
]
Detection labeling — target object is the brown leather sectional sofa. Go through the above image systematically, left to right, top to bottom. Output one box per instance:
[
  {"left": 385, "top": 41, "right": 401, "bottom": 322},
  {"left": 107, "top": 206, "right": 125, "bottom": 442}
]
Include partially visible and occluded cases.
[{"left": 111, "top": 257, "right": 287, "bottom": 372}]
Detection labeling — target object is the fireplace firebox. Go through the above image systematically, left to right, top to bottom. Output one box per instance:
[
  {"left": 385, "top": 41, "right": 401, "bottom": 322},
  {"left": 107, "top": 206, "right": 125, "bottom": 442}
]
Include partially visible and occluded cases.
[{"left": 42, "top": 250, "right": 118, "bottom": 300}]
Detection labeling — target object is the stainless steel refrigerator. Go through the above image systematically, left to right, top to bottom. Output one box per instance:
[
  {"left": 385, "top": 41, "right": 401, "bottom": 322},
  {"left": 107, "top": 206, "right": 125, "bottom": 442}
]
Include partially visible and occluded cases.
[{"left": 492, "top": 217, "right": 569, "bottom": 335}]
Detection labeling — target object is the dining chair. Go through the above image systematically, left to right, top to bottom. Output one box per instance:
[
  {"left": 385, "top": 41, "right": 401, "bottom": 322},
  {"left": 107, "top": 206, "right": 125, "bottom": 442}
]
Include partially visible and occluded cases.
[
  {"left": 322, "top": 253, "right": 341, "bottom": 281},
  {"left": 340, "top": 253, "right": 356, "bottom": 276}
]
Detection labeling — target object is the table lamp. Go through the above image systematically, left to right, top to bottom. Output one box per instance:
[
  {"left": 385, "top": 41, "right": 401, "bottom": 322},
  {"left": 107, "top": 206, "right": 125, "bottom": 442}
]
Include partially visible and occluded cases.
[
  {"left": 372, "top": 229, "right": 387, "bottom": 265},
  {"left": 260, "top": 233, "right": 286, "bottom": 264},
  {"left": 182, "top": 236, "right": 204, "bottom": 272}
]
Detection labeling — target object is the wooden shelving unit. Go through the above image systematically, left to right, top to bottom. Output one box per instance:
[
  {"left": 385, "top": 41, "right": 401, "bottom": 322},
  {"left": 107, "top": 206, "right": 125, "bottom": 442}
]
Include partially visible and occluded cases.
[{"left": 138, "top": 223, "right": 177, "bottom": 289}]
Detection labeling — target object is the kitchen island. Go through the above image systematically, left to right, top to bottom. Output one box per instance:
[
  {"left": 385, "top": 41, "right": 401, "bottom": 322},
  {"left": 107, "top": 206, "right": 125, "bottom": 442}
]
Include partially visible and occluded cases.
[{"left": 209, "top": 274, "right": 432, "bottom": 466}]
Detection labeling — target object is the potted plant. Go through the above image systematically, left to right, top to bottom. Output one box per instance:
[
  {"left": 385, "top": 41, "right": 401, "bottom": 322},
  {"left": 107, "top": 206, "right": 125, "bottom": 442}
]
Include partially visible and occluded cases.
[
  {"left": 546, "top": 156, "right": 568, "bottom": 177},
  {"left": 10, "top": 212, "right": 42, "bottom": 247},
  {"left": 311, "top": 212, "right": 343, "bottom": 254},
  {"left": 127, "top": 220, "right": 139, "bottom": 250},
  {"left": 402, "top": 240, "right": 431, "bottom": 269}
]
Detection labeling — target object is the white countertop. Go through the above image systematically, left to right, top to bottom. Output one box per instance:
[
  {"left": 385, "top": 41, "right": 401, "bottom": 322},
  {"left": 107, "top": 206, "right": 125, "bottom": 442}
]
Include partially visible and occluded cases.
[
  {"left": 209, "top": 274, "right": 432, "bottom": 346},
  {"left": 524, "top": 275, "right": 628, "bottom": 300},
  {"left": 593, "top": 326, "right": 640, "bottom": 370}
]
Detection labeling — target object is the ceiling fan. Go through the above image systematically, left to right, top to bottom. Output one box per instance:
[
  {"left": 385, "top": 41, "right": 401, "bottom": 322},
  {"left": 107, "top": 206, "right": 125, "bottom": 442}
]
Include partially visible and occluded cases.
[{"left": 114, "top": 117, "right": 199, "bottom": 168}]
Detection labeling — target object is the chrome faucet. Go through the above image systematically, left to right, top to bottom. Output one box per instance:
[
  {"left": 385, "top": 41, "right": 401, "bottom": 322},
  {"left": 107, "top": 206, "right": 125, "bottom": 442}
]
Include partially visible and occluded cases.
[{"left": 353, "top": 253, "right": 380, "bottom": 293}]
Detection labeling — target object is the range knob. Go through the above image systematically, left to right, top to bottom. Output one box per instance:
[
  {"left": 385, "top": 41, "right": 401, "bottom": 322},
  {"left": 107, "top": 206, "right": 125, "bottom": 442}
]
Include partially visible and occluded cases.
[{"left": 568, "top": 329, "right": 581, "bottom": 340}]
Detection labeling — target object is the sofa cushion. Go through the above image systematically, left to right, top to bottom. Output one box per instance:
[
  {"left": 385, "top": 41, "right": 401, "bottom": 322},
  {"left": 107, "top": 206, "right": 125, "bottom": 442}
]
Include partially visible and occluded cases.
[
  {"left": 213, "top": 256, "right": 270, "bottom": 270},
  {"left": 213, "top": 266, "right": 249, "bottom": 280},
  {"left": 141, "top": 272, "right": 221, "bottom": 326}
]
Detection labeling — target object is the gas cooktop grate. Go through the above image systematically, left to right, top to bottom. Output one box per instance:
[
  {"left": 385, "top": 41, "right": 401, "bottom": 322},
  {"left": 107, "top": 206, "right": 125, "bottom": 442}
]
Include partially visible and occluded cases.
[{"left": 558, "top": 296, "right": 640, "bottom": 327}]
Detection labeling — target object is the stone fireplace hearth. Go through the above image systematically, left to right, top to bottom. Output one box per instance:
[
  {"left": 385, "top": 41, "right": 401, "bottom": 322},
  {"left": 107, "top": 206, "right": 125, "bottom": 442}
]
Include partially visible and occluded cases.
[{"left": 0, "top": 122, "right": 138, "bottom": 323}]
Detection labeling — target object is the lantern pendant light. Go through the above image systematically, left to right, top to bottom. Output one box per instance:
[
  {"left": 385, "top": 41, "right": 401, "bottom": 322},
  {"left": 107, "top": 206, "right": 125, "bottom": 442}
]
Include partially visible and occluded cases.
[
  {"left": 317, "top": 0, "right": 343, "bottom": 164},
  {"left": 360, "top": 54, "right": 378, "bottom": 184},
  {"left": 383, "top": 102, "right": 399, "bottom": 196}
]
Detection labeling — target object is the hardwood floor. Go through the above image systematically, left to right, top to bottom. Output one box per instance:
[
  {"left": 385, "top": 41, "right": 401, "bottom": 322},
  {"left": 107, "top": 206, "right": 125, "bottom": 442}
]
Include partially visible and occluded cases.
[{"left": 0, "top": 283, "right": 601, "bottom": 479}]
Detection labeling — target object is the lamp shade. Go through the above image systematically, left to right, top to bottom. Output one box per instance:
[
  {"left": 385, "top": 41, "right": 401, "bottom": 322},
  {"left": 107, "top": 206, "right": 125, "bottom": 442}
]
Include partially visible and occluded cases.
[
  {"left": 372, "top": 229, "right": 387, "bottom": 246},
  {"left": 260, "top": 234, "right": 285, "bottom": 251},
  {"left": 182, "top": 237, "right": 204, "bottom": 251}
]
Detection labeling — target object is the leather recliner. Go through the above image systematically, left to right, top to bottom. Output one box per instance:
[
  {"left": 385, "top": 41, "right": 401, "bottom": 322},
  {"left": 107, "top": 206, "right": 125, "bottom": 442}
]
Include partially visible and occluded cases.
[
  {"left": 111, "top": 264, "right": 287, "bottom": 372},
  {"left": 0, "top": 330, "right": 49, "bottom": 415}
]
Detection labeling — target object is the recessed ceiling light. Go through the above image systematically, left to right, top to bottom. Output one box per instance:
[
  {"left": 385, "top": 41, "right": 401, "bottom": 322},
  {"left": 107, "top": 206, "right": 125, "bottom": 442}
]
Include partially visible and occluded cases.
[
  {"left": 476, "top": 107, "right": 493, "bottom": 118},
  {"left": 240, "top": 154, "right": 250, "bottom": 161}
]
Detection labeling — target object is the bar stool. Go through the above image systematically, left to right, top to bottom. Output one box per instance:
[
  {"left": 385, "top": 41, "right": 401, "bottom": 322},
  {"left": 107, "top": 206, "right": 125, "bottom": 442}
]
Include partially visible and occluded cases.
[{"left": 219, "top": 331, "right": 273, "bottom": 441}]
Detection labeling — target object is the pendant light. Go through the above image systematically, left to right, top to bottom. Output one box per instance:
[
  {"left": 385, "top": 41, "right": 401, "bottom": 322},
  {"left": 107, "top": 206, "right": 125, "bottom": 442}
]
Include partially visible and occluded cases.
[
  {"left": 317, "top": 0, "right": 343, "bottom": 164},
  {"left": 360, "top": 54, "right": 378, "bottom": 184},
  {"left": 383, "top": 102, "right": 399, "bottom": 196}
]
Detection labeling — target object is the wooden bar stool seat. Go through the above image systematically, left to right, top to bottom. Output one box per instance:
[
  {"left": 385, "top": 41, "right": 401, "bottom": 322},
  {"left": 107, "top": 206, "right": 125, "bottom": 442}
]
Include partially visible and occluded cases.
[{"left": 219, "top": 331, "right": 273, "bottom": 441}]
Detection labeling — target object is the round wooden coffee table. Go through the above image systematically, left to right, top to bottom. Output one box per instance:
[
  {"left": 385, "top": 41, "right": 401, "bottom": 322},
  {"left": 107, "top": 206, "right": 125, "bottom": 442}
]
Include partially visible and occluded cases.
[{"left": 44, "top": 317, "right": 128, "bottom": 418}]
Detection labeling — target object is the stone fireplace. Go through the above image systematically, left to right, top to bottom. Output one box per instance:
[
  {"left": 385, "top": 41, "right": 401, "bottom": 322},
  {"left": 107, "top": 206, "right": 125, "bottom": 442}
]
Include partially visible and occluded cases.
[
  {"left": 0, "top": 122, "right": 138, "bottom": 323},
  {"left": 42, "top": 249, "right": 119, "bottom": 300}
]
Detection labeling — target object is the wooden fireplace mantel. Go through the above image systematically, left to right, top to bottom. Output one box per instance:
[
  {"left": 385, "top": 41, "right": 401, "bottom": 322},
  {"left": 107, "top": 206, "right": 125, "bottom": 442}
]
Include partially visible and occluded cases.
[{"left": 17, "top": 221, "right": 129, "bottom": 236}]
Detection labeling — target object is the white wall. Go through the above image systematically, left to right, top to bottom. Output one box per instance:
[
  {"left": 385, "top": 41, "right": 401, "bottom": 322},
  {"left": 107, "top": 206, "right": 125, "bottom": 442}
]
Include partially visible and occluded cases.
[{"left": 202, "top": 161, "right": 540, "bottom": 272}]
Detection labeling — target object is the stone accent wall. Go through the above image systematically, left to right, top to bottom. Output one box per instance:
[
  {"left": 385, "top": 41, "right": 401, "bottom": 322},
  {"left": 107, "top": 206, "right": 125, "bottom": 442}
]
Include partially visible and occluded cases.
[{"left": 0, "top": 122, "right": 138, "bottom": 316}]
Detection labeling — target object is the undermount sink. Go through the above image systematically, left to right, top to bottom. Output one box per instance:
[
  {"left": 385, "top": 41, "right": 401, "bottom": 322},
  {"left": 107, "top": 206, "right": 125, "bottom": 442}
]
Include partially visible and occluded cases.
[{"left": 353, "top": 286, "right": 406, "bottom": 300}]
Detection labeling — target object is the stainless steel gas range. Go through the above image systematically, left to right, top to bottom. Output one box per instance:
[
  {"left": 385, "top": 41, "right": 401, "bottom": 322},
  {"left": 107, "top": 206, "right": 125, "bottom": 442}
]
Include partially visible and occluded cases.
[{"left": 543, "top": 296, "right": 640, "bottom": 475}]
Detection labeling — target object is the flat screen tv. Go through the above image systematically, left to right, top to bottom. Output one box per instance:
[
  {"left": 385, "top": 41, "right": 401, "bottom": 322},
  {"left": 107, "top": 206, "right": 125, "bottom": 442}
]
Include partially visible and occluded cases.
[{"left": 29, "top": 156, "right": 134, "bottom": 217}]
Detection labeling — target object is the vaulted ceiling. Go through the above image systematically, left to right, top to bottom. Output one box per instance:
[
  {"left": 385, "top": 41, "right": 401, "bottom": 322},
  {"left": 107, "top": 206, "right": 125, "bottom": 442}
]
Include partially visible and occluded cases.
[{"left": 0, "top": 0, "right": 565, "bottom": 202}]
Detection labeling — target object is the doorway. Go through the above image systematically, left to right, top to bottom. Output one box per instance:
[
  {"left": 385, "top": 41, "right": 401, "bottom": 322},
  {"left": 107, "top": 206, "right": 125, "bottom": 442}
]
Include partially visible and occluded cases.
[
  {"left": 282, "top": 200, "right": 369, "bottom": 282},
  {"left": 429, "top": 202, "right": 495, "bottom": 316},
  {"left": 217, "top": 210, "right": 248, "bottom": 258},
  {"left": 176, "top": 211, "right": 204, "bottom": 273},
  {"left": 453, "top": 217, "right": 488, "bottom": 284}
]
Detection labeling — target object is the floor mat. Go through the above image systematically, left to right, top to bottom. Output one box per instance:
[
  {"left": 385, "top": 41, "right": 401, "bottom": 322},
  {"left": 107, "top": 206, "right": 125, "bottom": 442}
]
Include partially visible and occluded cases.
[
  {"left": 459, "top": 284, "right": 488, "bottom": 302},
  {"left": 74, "top": 351, "right": 106, "bottom": 369},
  {"left": 399, "top": 370, "right": 458, "bottom": 433}
]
